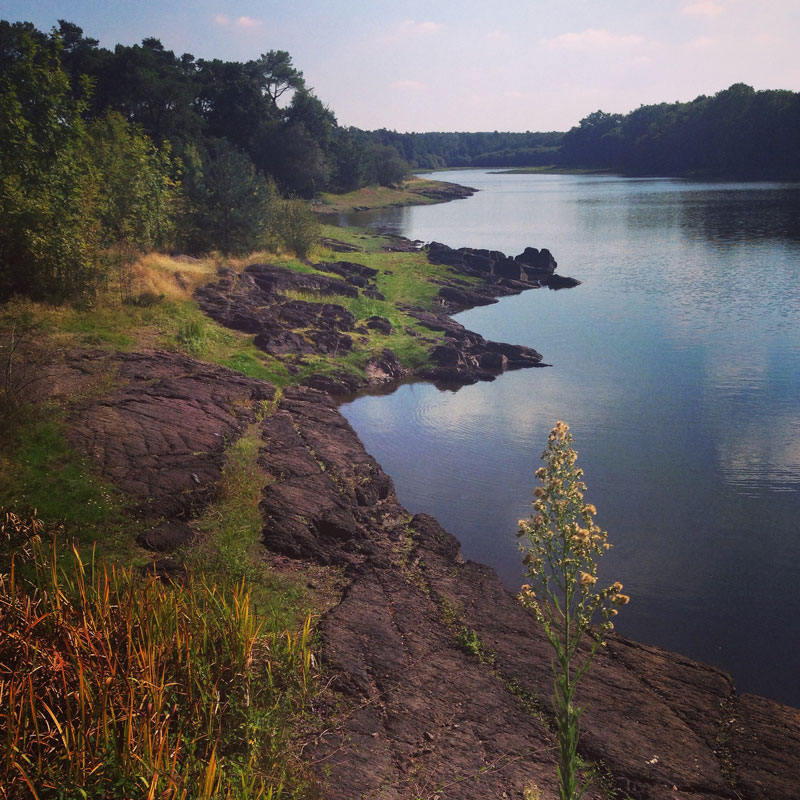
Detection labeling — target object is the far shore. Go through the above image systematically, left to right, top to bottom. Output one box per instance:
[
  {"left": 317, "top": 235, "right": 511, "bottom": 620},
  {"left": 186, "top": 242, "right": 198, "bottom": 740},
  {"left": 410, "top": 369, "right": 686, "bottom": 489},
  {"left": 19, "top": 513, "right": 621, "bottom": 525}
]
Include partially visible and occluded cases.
[{"left": 314, "top": 175, "right": 475, "bottom": 216}]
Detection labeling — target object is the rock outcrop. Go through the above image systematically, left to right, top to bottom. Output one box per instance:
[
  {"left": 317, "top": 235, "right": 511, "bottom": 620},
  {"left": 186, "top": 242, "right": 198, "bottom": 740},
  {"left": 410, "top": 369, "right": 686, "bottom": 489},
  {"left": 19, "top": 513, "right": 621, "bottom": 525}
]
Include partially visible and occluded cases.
[
  {"left": 408, "top": 180, "right": 477, "bottom": 204},
  {"left": 193, "top": 240, "right": 569, "bottom": 392},
  {"left": 427, "top": 241, "right": 581, "bottom": 290},
  {"left": 56, "top": 350, "right": 800, "bottom": 800}
]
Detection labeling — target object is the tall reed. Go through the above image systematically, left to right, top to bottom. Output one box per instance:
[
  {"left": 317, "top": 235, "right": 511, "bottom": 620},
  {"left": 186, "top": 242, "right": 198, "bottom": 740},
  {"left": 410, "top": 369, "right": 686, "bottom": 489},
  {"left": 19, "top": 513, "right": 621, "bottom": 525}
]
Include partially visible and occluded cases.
[{"left": 0, "top": 509, "right": 317, "bottom": 799}]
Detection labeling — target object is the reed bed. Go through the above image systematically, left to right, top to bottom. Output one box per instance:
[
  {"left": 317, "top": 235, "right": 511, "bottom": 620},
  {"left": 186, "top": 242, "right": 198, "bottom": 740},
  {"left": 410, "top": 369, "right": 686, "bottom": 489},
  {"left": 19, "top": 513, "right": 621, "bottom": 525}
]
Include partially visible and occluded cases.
[{"left": 0, "top": 509, "right": 317, "bottom": 800}]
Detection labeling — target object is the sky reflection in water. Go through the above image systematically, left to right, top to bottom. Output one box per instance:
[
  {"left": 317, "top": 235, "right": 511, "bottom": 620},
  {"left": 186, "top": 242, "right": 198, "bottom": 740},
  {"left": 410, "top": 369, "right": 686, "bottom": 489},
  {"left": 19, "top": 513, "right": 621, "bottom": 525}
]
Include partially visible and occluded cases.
[{"left": 340, "top": 172, "right": 800, "bottom": 706}]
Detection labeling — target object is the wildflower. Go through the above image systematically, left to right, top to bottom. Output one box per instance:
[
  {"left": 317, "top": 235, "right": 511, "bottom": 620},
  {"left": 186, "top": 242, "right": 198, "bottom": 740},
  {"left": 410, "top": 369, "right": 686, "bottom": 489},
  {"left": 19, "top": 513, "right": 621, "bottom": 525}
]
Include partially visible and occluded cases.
[
  {"left": 518, "top": 420, "right": 628, "bottom": 800},
  {"left": 574, "top": 527, "right": 591, "bottom": 543},
  {"left": 612, "top": 593, "right": 630, "bottom": 606}
]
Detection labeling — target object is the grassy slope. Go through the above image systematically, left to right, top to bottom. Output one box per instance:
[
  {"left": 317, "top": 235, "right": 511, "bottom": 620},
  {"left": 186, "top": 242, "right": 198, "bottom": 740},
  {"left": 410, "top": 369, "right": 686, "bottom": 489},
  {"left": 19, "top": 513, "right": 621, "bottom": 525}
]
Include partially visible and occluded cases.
[
  {"left": 315, "top": 176, "right": 462, "bottom": 214},
  {"left": 0, "top": 208, "right": 471, "bottom": 797},
  {"left": 1, "top": 221, "right": 465, "bottom": 557}
]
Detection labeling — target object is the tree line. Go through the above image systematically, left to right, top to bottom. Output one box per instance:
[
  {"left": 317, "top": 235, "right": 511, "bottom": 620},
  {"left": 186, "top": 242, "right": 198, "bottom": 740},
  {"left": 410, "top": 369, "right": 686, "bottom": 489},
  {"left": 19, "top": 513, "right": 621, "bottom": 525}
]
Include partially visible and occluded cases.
[
  {"left": 3, "top": 18, "right": 798, "bottom": 301},
  {"left": 0, "top": 20, "right": 410, "bottom": 301},
  {"left": 559, "top": 83, "right": 800, "bottom": 178},
  {"left": 375, "top": 84, "right": 800, "bottom": 178}
]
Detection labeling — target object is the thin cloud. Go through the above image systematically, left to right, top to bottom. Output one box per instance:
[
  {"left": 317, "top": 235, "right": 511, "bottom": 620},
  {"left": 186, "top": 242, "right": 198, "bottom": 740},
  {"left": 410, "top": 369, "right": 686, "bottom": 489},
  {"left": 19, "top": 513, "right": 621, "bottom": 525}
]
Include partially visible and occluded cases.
[
  {"left": 681, "top": 2, "right": 726, "bottom": 18},
  {"left": 214, "top": 14, "right": 262, "bottom": 29},
  {"left": 235, "top": 16, "right": 261, "bottom": 28},
  {"left": 399, "top": 20, "right": 443, "bottom": 36},
  {"left": 485, "top": 29, "right": 508, "bottom": 43},
  {"left": 542, "top": 29, "right": 647, "bottom": 51},
  {"left": 753, "top": 33, "right": 781, "bottom": 47},
  {"left": 685, "top": 36, "right": 717, "bottom": 49},
  {"left": 390, "top": 80, "right": 426, "bottom": 90},
  {"left": 503, "top": 90, "right": 531, "bottom": 100}
]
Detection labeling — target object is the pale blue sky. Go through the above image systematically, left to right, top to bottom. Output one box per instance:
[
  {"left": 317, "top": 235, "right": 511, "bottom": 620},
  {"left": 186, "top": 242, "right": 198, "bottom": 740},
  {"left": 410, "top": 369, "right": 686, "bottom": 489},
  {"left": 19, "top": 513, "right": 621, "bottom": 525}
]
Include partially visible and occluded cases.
[{"left": 4, "top": 0, "right": 799, "bottom": 131}]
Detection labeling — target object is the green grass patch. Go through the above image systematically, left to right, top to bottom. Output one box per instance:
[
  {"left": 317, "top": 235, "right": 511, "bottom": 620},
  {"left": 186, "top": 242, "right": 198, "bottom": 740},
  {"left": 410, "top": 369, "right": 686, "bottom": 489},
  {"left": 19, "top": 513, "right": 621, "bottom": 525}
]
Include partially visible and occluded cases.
[
  {"left": 316, "top": 177, "right": 449, "bottom": 215},
  {"left": 317, "top": 222, "right": 391, "bottom": 254},
  {"left": 0, "top": 413, "right": 140, "bottom": 563},
  {"left": 182, "top": 414, "right": 317, "bottom": 630}
]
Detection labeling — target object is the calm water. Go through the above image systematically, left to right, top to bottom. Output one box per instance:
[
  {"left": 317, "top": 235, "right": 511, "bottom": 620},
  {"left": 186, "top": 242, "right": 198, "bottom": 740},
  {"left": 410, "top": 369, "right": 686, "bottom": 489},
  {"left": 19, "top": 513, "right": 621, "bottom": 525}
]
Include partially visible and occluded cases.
[{"left": 339, "top": 171, "right": 800, "bottom": 707}]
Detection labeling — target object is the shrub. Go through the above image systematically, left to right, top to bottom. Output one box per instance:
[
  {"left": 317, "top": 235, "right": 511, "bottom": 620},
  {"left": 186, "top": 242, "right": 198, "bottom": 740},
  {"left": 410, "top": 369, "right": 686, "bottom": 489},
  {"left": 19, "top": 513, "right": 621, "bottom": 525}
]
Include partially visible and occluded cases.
[
  {"left": 268, "top": 196, "right": 320, "bottom": 259},
  {"left": 0, "top": 309, "right": 49, "bottom": 425},
  {"left": 518, "top": 421, "right": 629, "bottom": 800}
]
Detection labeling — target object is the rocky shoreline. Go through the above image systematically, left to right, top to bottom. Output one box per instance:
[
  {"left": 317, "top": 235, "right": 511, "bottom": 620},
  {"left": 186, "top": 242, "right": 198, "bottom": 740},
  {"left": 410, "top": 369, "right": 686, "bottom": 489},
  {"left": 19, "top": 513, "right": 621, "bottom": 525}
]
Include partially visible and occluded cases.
[
  {"left": 45, "top": 219, "right": 800, "bottom": 798},
  {"left": 195, "top": 239, "right": 578, "bottom": 392},
  {"left": 55, "top": 349, "right": 800, "bottom": 800}
]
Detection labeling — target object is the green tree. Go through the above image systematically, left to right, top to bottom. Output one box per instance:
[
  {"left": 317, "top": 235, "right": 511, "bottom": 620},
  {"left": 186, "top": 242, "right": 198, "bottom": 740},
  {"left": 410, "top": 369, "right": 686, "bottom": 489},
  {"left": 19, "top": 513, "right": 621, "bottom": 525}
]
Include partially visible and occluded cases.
[
  {"left": 0, "top": 22, "right": 102, "bottom": 301},
  {"left": 104, "top": 37, "right": 201, "bottom": 144},
  {"left": 254, "top": 49, "right": 305, "bottom": 109},
  {"left": 88, "top": 110, "right": 178, "bottom": 252},
  {"left": 180, "top": 139, "right": 272, "bottom": 255},
  {"left": 370, "top": 143, "right": 410, "bottom": 186},
  {"left": 518, "top": 421, "right": 629, "bottom": 800}
]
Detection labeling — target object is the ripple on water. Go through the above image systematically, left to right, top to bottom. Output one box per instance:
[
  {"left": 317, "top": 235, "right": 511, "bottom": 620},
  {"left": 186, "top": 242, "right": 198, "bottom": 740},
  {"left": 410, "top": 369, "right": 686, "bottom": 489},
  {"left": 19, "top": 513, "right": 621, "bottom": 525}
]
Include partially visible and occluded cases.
[{"left": 340, "top": 172, "right": 800, "bottom": 707}]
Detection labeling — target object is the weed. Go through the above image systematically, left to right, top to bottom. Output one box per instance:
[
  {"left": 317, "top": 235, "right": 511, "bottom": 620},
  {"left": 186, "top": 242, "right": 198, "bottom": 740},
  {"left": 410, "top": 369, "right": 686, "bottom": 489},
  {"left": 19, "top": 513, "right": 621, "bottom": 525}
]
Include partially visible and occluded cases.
[
  {"left": 178, "top": 317, "right": 208, "bottom": 356},
  {"left": 518, "top": 421, "right": 629, "bottom": 800},
  {"left": 0, "top": 511, "right": 319, "bottom": 799},
  {"left": 505, "top": 678, "right": 551, "bottom": 728}
]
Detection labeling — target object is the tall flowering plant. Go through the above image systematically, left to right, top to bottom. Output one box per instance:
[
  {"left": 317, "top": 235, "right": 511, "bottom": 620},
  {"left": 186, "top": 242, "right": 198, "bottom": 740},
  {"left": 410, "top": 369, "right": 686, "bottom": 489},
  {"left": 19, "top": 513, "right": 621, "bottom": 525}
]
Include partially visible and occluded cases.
[{"left": 518, "top": 421, "right": 629, "bottom": 800}]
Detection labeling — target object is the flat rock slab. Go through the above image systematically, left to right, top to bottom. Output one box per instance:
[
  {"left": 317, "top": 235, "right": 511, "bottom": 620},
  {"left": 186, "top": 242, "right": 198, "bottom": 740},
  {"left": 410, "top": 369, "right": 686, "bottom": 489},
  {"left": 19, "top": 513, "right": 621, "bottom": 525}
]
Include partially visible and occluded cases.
[
  {"left": 61, "top": 350, "right": 275, "bottom": 521},
  {"left": 52, "top": 352, "right": 800, "bottom": 798},
  {"left": 262, "top": 385, "right": 800, "bottom": 800}
]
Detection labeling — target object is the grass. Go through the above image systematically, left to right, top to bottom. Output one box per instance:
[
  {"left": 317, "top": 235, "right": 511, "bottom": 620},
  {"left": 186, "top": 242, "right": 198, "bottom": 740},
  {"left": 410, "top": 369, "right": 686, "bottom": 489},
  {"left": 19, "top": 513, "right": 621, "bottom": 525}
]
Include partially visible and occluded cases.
[
  {"left": 316, "top": 176, "right": 464, "bottom": 215},
  {"left": 0, "top": 398, "right": 325, "bottom": 798},
  {"left": 181, "top": 405, "right": 323, "bottom": 632},
  {"left": 0, "top": 413, "right": 141, "bottom": 565},
  {"left": 0, "top": 512, "right": 319, "bottom": 800}
]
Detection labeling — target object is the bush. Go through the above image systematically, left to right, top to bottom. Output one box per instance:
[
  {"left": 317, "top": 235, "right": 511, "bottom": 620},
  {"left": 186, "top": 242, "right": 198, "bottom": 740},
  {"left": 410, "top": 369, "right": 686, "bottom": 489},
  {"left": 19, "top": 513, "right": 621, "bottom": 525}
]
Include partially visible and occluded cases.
[
  {"left": 268, "top": 196, "right": 319, "bottom": 259},
  {"left": 0, "top": 309, "right": 49, "bottom": 424}
]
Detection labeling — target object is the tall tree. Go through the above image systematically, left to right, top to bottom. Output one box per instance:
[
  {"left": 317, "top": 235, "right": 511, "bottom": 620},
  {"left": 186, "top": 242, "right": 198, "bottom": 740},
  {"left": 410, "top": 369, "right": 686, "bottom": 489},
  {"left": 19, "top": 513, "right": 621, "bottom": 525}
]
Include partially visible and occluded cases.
[
  {"left": 0, "top": 22, "right": 101, "bottom": 300},
  {"left": 253, "top": 50, "right": 305, "bottom": 109},
  {"left": 179, "top": 139, "right": 272, "bottom": 255}
]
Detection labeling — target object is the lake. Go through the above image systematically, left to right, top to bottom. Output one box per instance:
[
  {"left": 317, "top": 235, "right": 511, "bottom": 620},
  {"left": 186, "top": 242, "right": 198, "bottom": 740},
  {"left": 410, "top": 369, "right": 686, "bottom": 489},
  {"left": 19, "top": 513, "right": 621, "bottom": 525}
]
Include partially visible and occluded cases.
[{"left": 339, "top": 170, "right": 800, "bottom": 708}]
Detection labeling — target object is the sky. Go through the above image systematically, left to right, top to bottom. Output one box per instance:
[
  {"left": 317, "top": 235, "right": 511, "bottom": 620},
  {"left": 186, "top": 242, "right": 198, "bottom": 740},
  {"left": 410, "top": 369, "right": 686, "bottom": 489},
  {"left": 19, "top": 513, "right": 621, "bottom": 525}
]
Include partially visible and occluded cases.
[{"left": 4, "top": 0, "right": 800, "bottom": 132}]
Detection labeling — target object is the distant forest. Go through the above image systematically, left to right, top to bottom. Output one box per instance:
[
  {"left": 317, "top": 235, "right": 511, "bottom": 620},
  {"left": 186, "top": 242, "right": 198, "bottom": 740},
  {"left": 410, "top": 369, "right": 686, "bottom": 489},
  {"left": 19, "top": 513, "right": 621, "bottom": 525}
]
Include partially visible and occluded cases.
[
  {"left": 2, "top": 19, "right": 799, "bottom": 298},
  {"left": 377, "top": 84, "right": 800, "bottom": 178}
]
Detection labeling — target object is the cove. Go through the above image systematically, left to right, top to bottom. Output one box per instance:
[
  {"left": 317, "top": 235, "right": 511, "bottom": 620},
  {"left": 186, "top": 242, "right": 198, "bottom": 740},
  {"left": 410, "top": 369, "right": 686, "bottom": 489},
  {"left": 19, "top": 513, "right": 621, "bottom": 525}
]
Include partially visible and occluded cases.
[{"left": 339, "top": 170, "right": 800, "bottom": 708}]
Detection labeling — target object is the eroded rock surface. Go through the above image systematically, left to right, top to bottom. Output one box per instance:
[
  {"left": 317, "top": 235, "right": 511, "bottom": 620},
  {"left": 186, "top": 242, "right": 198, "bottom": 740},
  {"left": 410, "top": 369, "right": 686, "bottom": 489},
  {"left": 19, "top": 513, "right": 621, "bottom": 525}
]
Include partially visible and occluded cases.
[
  {"left": 193, "top": 240, "right": 559, "bottom": 393},
  {"left": 61, "top": 350, "right": 274, "bottom": 521},
  {"left": 56, "top": 352, "right": 800, "bottom": 800},
  {"left": 257, "top": 386, "right": 800, "bottom": 800}
]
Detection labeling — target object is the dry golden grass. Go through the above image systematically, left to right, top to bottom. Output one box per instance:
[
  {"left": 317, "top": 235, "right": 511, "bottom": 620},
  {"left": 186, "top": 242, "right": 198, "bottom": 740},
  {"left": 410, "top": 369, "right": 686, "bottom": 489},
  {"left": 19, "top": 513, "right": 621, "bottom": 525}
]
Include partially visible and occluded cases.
[{"left": 129, "top": 253, "right": 220, "bottom": 301}]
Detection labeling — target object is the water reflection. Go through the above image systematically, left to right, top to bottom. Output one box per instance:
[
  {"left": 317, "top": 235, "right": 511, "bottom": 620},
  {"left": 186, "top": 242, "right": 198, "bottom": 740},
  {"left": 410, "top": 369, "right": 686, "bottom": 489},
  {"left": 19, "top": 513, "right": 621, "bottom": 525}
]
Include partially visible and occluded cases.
[{"left": 339, "top": 172, "right": 800, "bottom": 707}]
